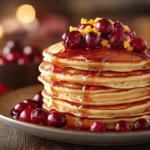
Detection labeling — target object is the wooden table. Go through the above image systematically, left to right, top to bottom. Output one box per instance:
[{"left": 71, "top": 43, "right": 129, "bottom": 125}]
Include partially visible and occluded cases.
[{"left": 1, "top": 121, "right": 150, "bottom": 150}]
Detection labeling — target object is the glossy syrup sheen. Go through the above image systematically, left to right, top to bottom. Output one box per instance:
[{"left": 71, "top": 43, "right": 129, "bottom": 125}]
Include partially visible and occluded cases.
[{"left": 48, "top": 46, "right": 150, "bottom": 129}]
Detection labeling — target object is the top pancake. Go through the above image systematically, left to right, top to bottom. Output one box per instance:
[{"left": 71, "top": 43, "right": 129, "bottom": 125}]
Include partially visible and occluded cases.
[{"left": 43, "top": 42, "right": 150, "bottom": 72}]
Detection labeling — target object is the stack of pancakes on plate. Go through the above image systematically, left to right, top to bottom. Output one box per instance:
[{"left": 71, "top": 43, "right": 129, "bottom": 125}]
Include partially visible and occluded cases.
[{"left": 38, "top": 42, "right": 150, "bottom": 130}]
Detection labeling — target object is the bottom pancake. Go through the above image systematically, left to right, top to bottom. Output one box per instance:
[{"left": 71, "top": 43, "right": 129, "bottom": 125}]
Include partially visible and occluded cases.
[{"left": 43, "top": 102, "right": 150, "bottom": 130}]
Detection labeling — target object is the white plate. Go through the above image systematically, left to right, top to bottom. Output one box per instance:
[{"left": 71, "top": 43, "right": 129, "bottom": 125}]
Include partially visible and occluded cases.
[{"left": 1, "top": 84, "right": 150, "bottom": 145}]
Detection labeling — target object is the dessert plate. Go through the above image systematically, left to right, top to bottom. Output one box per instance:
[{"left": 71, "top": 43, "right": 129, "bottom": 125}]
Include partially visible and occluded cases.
[{"left": 1, "top": 84, "right": 150, "bottom": 145}]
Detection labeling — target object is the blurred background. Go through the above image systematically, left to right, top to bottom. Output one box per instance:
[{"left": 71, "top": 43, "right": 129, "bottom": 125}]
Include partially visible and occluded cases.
[{"left": 0, "top": 0, "right": 150, "bottom": 93}]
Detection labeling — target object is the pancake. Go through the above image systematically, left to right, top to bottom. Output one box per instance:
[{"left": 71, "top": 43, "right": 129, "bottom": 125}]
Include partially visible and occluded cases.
[
  {"left": 43, "top": 42, "right": 150, "bottom": 72},
  {"left": 39, "top": 61, "right": 150, "bottom": 89},
  {"left": 39, "top": 75, "right": 150, "bottom": 105},
  {"left": 43, "top": 102, "right": 150, "bottom": 130}
]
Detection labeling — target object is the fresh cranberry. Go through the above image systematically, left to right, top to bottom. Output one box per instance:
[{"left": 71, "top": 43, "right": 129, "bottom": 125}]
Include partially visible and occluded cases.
[
  {"left": 96, "top": 19, "right": 114, "bottom": 35},
  {"left": 113, "top": 22, "right": 124, "bottom": 32},
  {"left": 77, "top": 24, "right": 93, "bottom": 30},
  {"left": 61, "top": 30, "right": 69, "bottom": 45},
  {"left": 125, "top": 30, "right": 136, "bottom": 40},
  {"left": 65, "top": 31, "right": 83, "bottom": 49},
  {"left": 108, "top": 31, "right": 129, "bottom": 48},
  {"left": 85, "top": 32, "right": 102, "bottom": 49},
  {"left": 130, "top": 38, "right": 147, "bottom": 52},
  {"left": 23, "top": 46, "right": 40, "bottom": 59},
  {"left": 5, "top": 51, "right": 21, "bottom": 63},
  {"left": 0, "top": 55, "right": 7, "bottom": 65},
  {"left": 17, "top": 55, "right": 30, "bottom": 65},
  {"left": 33, "top": 55, "right": 43, "bottom": 63},
  {"left": 0, "top": 83, "right": 9, "bottom": 95},
  {"left": 33, "top": 91, "right": 43, "bottom": 108},
  {"left": 23, "top": 99, "right": 38, "bottom": 109},
  {"left": 14, "top": 102, "right": 30, "bottom": 114},
  {"left": 19, "top": 108, "right": 34, "bottom": 122},
  {"left": 31, "top": 108, "right": 48, "bottom": 125},
  {"left": 47, "top": 111, "right": 68, "bottom": 127},
  {"left": 133, "top": 118, "right": 150, "bottom": 130},
  {"left": 115, "top": 120, "right": 132, "bottom": 131},
  {"left": 90, "top": 121, "right": 107, "bottom": 132}
]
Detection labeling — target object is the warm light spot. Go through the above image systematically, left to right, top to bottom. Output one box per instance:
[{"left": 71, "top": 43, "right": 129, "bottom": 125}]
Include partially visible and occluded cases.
[
  {"left": 16, "top": 4, "right": 36, "bottom": 23},
  {"left": 0, "top": 25, "right": 4, "bottom": 38}
]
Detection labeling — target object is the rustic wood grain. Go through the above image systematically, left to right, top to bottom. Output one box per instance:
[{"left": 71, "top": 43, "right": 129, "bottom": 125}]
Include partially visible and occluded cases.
[{"left": 1, "top": 121, "right": 150, "bottom": 150}]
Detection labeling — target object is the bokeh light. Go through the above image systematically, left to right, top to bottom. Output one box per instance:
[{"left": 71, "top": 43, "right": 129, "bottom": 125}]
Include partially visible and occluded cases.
[
  {"left": 16, "top": 4, "right": 36, "bottom": 23},
  {"left": 0, "top": 25, "right": 4, "bottom": 38}
]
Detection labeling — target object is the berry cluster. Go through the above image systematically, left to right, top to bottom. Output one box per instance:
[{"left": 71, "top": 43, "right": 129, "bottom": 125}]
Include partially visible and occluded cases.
[
  {"left": 61, "top": 18, "right": 147, "bottom": 52},
  {"left": 0, "top": 40, "right": 43, "bottom": 65},
  {"left": 12, "top": 91, "right": 68, "bottom": 128},
  {"left": 90, "top": 118, "right": 150, "bottom": 132}
]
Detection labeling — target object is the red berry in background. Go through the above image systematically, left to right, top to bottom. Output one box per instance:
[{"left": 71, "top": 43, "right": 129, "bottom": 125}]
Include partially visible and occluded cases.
[
  {"left": 96, "top": 19, "right": 114, "bottom": 35},
  {"left": 113, "top": 22, "right": 125, "bottom": 32},
  {"left": 77, "top": 24, "right": 93, "bottom": 30},
  {"left": 61, "top": 30, "right": 69, "bottom": 45},
  {"left": 125, "top": 30, "right": 136, "bottom": 40},
  {"left": 65, "top": 31, "right": 83, "bottom": 49},
  {"left": 108, "top": 31, "right": 129, "bottom": 48},
  {"left": 85, "top": 32, "right": 102, "bottom": 49},
  {"left": 130, "top": 38, "right": 147, "bottom": 52},
  {"left": 23, "top": 46, "right": 40, "bottom": 59},
  {"left": 5, "top": 51, "right": 21, "bottom": 63},
  {"left": 0, "top": 55, "right": 7, "bottom": 65},
  {"left": 17, "top": 55, "right": 30, "bottom": 65},
  {"left": 33, "top": 55, "right": 43, "bottom": 63},
  {"left": 0, "top": 83, "right": 9, "bottom": 95},
  {"left": 33, "top": 91, "right": 43, "bottom": 108},
  {"left": 23, "top": 99, "right": 38, "bottom": 109},
  {"left": 14, "top": 102, "right": 30, "bottom": 114},
  {"left": 19, "top": 108, "right": 34, "bottom": 122},
  {"left": 31, "top": 108, "right": 48, "bottom": 125},
  {"left": 47, "top": 111, "right": 68, "bottom": 127},
  {"left": 133, "top": 118, "right": 150, "bottom": 130},
  {"left": 115, "top": 120, "right": 132, "bottom": 131},
  {"left": 90, "top": 121, "right": 107, "bottom": 132}
]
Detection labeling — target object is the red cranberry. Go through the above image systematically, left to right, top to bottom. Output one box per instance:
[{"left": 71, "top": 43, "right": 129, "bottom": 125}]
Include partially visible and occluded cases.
[
  {"left": 96, "top": 19, "right": 114, "bottom": 35},
  {"left": 113, "top": 22, "right": 124, "bottom": 32},
  {"left": 77, "top": 24, "right": 93, "bottom": 30},
  {"left": 61, "top": 30, "right": 69, "bottom": 45},
  {"left": 125, "top": 30, "right": 136, "bottom": 40},
  {"left": 65, "top": 31, "right": 83, "bottom": 49},
  {"left": 108, "top": 31, "right": 129, "bottom": 48},
  {"left": 85, "top": 32, "right": 102, "bottom": 49},
  {"left": 130, "top": 38, "right": 147, "bottom": 52},
  {"left": 23, "top": 46, "right": 40, "bottom": 59},
  {"left": 5, "top": 51, "right": 21, "bottom": 63},
  {"left": 0, "top": 55, "right": 7, "bottom": 65},
  {"left": 17, "top": 55, "right": 30, "bottom": 65},
  {"left": 33, "top": 55, "right": 43, "bottom": 63},
  {"left": 0, "top": 83, "right": 9, "bottom": 95},
  {"left": 33, "top": 91, "right": 43, "bottom": 107},
  {"left": 23, "top": 99, "right": 38, "bottom": 109},
  {"left": 14, "top": 102, "right": 30, "bottom": 114},
  {"left": 19, "top": 108, "right": 34, "bottom": 122},
  {"left": 31, "top": 108, "right": 48, "bottom": 125},
  {"left": 47, "top": 111, "right": 68, "bottom": 127},
  {"left": 133, "top": 118, "right": 150, "bottom": 130},
  {"left": 115, "top": 120, "right": 132, "bottom": 131},
  {"left": 90, "top": 121, "right": 107, "bottom": 132}
]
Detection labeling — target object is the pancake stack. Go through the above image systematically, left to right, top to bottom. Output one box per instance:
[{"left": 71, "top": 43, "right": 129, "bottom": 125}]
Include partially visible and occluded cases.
[{"left": 38, "top": 42, "right": 150, "bottom": 130}]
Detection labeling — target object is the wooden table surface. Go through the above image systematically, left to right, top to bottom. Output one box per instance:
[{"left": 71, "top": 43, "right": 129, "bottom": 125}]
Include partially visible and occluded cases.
[{"left": 1, "top": 121, "right": 150, "bottom": 150}]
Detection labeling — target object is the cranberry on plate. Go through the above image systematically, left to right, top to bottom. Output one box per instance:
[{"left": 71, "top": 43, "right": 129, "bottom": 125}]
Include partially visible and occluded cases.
[
  {"left": 33, "top": 91, "right": 43, "bottom": 108},
  {"left": 23, "top": 99, "right": 38, "bottom": 109},
  {"left": 13, "top": 102, "right": 30, "bottom": 114},
  {"left": 47, "top": 111, "right": 68, "bottom": 127},
  {"left": 133, "top": 118, "right": 150, "bottom": 130},
  {"left": 115, "top": 120, "right": 132, "bottom": 131},
  {"left": 90, "top": 121, "right": 107, "bottom": 132}
]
